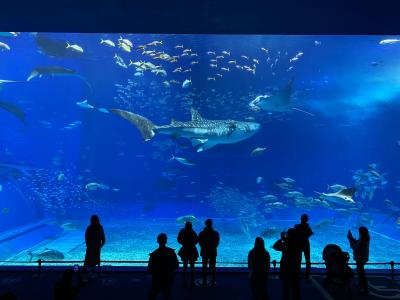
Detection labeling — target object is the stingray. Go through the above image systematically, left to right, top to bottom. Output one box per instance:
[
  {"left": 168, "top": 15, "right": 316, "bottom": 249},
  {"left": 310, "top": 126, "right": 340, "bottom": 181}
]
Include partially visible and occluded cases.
[
  {"left": 0, "top": 101, "right": 28, "bottom": 125},
  {"left": 316, "top": 187, "right": 357, "bottom": 206}
]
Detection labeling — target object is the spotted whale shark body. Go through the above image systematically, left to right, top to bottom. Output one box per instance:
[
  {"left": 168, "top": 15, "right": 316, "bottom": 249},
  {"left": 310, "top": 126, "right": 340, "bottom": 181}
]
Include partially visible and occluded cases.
[{"left": 111, "top": 108, "right": 261, "bottom": 152}]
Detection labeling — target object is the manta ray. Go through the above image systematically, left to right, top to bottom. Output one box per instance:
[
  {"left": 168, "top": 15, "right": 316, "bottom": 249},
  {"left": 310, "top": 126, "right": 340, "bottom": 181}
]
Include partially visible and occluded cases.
[
  {"left": 249, "top": 80, "right": 314, "bottom": 116},
  {"left": 0, "top": 101, "right": 28, "bottom": 125},
  {"left": 110, "top": 108, "right": 261, "bottom": 152},
  {"left": 316, "top": 187, "right": 357, "bottom": 206}
]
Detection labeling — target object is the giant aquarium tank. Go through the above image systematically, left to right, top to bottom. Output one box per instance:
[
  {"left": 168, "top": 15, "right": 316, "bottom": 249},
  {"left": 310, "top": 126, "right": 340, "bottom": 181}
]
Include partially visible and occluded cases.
[{"left": 0, "top": 32, "right": 399, "bottom": 267}]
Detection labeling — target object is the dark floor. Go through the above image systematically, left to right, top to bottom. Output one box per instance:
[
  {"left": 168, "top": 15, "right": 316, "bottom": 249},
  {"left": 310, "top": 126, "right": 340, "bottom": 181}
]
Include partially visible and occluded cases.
[{"left": 0, "top": 270, "right": 399, "bottom": 299}]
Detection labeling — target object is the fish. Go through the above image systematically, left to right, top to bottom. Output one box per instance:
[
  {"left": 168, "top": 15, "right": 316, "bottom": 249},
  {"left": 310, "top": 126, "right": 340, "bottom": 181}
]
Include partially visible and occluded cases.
[
  {"left": 34, "top": 33, "right": 82, "bottom": 58},
  {"left": 118, "top": 37, "right": 133, "bottom": 47},
  {"left": 100, "top": 39, "right": 115, "bottom": 47},
  {"left": 379, "top": 39, "right": 400, "bottom": 45},
  {"left": 147, "top": 40, "right": 162, "bottom": 46},
  {"left": 314, "top": 40, "right": 322, "bottom": 46},
  {"left": 0, "top": 42, "right": 11, "bottom": 51},
  {"left": 66, "top": 42, "right": 83, "bottom": 53},
  {"left": 118, "top": 42, "right": 131, "bottom": 52},
  {"left": 114, "top": 54, "right": 128, "bottom": 68},
  {"left": 182, "top": 79, "right": 192, "bottom": 88},
  {"left": 76, "top": 99, "right": 94, "bottom": 109},
  {"left": 0, "top": 101, "right": 28, "bottom": 125},
  {"left": 97, "top": 108, "right": 109, "bottom": 114},
  {"left": 110, "top": 108, "right": 261, "bottom": 152},
  {"left": 251, "top": 147, "right": 267, "bottom": 156},
  {"left": 170, "top": 155, "right": 196, "bottom": 166},
  {"left": 57, "top": 173, "right": 65, "bottom": 182},
  {"left": 256, "top": 176, "right": 263, "bottom": 184},
  {"left": 282, "top": 177, "right": 295, "bottom": 184},
  {"left": 85, "top": 182, "right": 110, "bottom": 191},
  {"left": 275, "top": 182, "right": 291, "bottom": 190},
  {"left": 0, "top": 184, "right": 2, "bottom": 192},
  {"left": 327, "top": 184, "right": 347, "bottom": 192},
  {"left": 316, "top": 187, "right": 357, "bottom": 206},
  {"left": 284, "top": 191, "right": 303, "bottom": 198},
  {"left": 262, "top": 195, "right": 279, "bottom": 202},
  {"left": 266, "top": 202, "right": 288, "bottom": 209},
  {"left": 1, "top": 207, "right": 9, "bottom": 214},
  {"left": 176, "top": 214, "right": 199, "bottom": 224},
  {"left": 314, "top": 218, "right": 334, "bottom": 229},
  {"left": 60, "top": 222, "right": 79, "bottom": 231},
  {"left": 260, "top": 227, "right": 282, "bottom": 238},
  {"left": 28, "top": 248, "right": 64, "bottom": 261}
]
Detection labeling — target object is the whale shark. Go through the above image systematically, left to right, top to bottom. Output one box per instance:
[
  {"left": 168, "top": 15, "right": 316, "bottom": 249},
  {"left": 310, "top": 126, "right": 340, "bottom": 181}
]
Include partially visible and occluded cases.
[
  {"left": 110, "top": 108, "right": 261, "bottom": 152},
  {"left": 316, "top": 187, "right": 357, "bottom": 206}
]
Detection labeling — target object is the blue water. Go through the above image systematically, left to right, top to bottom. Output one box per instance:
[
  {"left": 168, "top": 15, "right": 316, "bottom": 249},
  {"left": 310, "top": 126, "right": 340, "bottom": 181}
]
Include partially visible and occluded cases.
[{"left": 0, "top": 33, "right": 400, "bottom": 266}]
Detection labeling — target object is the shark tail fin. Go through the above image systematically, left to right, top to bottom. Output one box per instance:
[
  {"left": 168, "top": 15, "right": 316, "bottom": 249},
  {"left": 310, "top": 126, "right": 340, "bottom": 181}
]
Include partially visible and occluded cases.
[{"left": 110, "top": 109, "right": 156, "bottom": 141}]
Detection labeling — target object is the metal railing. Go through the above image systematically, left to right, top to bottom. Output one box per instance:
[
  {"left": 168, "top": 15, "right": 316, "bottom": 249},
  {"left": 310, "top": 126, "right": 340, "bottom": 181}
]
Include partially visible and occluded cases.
[{"left": 0, "top": 260, "right": 398, "bottom": 279}]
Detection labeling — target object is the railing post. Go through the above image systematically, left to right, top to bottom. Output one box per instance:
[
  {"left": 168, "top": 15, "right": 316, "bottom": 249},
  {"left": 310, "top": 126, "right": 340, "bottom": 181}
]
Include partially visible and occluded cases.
[
  {"left": 38, "top": 259, "right": 42, "bottom": 274},
  {"left": 272, "top": 260, "right": 277, "bottom": 278},
  {"left": 390, "top": 261, "right": 394, "bottom": 280}
]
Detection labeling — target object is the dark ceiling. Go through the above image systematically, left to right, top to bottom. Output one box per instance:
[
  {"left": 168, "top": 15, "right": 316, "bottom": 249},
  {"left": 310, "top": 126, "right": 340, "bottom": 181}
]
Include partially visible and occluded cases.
[{"left": 0, "top": 0, "right": 399, "bottom": 34}]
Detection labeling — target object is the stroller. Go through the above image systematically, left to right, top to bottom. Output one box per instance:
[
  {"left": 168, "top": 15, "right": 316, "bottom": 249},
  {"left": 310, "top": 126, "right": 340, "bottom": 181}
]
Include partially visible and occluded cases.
[{"left": 322, "top": 244, "right": 353, "bottom": 297}]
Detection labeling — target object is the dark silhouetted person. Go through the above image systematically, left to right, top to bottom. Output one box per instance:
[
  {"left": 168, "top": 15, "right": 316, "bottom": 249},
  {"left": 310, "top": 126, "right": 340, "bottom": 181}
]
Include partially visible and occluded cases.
[
  {"left": 294, "top": 214, "right": 313, "bottom": 280},
  {"left": 83, "top": 215, "right": 105, "bottom": 272},
  {"left": 199, "top": 218, "right": 220, "bottom": 287},
  {"left": 177, "top": 221, "right": 199, "bottom": 287},
  {"left": 347, "top": 227, "right": 370, "bottom": 294},
  {"left": 273, "top": 228, "right": 302, "bottom": 300},
  {"left": 148, "top": 233, "right": 179, "bottom": 300},
  {"left": 248, "top": 237, "right": 270, "bottom": 300},
  {"left": 54, "top": 269, "right": 83, "bottom": 300}
]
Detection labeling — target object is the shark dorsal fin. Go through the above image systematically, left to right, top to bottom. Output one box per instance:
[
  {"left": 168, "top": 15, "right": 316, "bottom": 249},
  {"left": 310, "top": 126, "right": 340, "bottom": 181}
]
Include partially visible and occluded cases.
[
  {"left": 190, "top": 108, "right": 203, "bottom": 121},
  {"left": 338, "top": 187, "right": 356, "bottom": 197}
]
